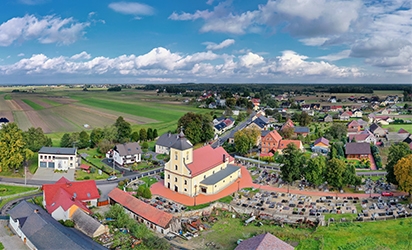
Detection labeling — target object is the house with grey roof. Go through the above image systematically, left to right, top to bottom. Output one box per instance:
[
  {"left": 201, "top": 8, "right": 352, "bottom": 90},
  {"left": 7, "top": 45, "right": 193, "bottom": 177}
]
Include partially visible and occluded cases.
[
  {"left": 369, "top": 123, "right": 387, "bottom": 137},
  {"left": 155, "top": 132, "right": 179, "bottom": 154},
  {"left": 113, "top": 142, "right": 143, "bottom": 166},
  {"left": 345, "top": 142, "right": 371, "bottom": 159},
  {"left": 38, "top": 147, "right": 78, "bottom": 170},
  {"left": 8, "top": 201, "right": 105, "bottom": 250},
  {"left": 235, "top": 232, "right": 294, "bottom": 250}
]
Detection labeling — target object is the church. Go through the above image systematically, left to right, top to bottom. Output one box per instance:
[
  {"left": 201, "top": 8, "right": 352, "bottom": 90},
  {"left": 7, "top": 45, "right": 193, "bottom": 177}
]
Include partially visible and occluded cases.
[{"left": 164, "top": 132, "right": 241, "bottom": 197}]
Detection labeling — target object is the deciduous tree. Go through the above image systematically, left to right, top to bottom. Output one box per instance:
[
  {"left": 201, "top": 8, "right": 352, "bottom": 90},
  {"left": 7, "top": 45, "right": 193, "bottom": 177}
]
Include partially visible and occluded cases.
[
  {"left": 177, "top": 112, "right": 213, "bottom": 144},
  {"left": 114, "top": 116, "right": 131, "bottom": 143},
  {"left": 0, "top": 123, "right": 33, "bottom": 172},
  {"left": 325, "top": 123, "right": 347, "bottom": 141},
  {"left": 23, "top": 127, "right": 52, "bottom": 152},
  {"left": 90, "top": 128, "right": 104, "bottom": 147},
  {"left": 139, "top": 128, "right": 147, "bottom": 141},
  {"left": 234, "top": 128, "right": 260, "bottom": 155},
  {"left": 78, "top": 130, "right": 90, "bottom": 149},
  {"left": 131, "top": 131, "right": 140, "bottom": 142},
  {"left": 60, "top": 133, "right": 71, "bottom": 147},
  {"left": 386, "top": 142, "right": 411, "bottom": 185},
  {"left": 280, "top": 143, "right": 306, "bottom": 191},
  {"left": 394, "top": 154, "right": 412, "bottom": 195},
  {"left": 304, "top": 155, "right": 326, "bottom": 187},
  {"left": 324, "top": 158, "right": 346, "bottom": 190}
]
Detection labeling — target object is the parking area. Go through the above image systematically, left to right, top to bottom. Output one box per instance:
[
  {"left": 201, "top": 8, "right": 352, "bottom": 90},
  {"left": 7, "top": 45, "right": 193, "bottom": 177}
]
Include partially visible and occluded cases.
[
  {"left": 31, "top": 168, "right": 75, "bottom": 181},
  {"left": 0, "top": 220, "right": 29, "bottom": 250}
]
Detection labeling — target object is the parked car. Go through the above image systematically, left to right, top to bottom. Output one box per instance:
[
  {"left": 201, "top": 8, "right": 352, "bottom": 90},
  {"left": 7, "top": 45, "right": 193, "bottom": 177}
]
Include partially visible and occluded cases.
[
  {"left": 107, "top": 175, "right": 118, "bottom": 181},
  {"left": 381, "top": 192, "right": 394, "bottom": 197}
]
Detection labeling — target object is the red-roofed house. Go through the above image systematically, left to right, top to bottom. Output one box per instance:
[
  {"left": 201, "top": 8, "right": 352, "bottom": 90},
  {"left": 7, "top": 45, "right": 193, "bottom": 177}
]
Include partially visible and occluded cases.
[
  {"left": 251, "top": 98, "right": 260, "bottom": 111},
  {"left": 339, "top": 111, "right": 352, "bottom": 121},
  {"left": 347, "top": 120, "right": 361, "bottom": 133},
  {"left": 260, "top": 130, "right": 282, "bottom": 155},
  {"left": 164, "top": 132, "right": 241, "bottom": 196},
  {"left": 277, "top": 140, "right": 304, "bottom": 153},
  {"left": 42, "top": 177, "right": 100, "bottom": 221},
  {"left": 108, "top": 188, "right": 174, "bottom": 234}
]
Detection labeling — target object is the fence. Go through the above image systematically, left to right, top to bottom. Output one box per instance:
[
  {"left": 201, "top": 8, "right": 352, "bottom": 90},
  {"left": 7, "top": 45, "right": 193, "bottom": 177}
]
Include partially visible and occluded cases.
[
  {"left": 126, "top": 168, "right": 164, "bottom": 187},
  {"left": 0, "top": 188, "right": 41, "bottom": 200}
]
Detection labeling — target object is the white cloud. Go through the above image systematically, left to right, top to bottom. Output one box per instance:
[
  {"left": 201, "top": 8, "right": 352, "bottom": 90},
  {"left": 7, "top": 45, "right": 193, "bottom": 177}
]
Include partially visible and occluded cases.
[
  {"left": 19, "top": 0, "right": 46, "bottom": 5},
  {"left": 109, "top": 2, "right": 154, "bottom": 17},
  {"left": 0, "top": 14, "right": 89, "bottom": 46},
  {"left": 299, "top": 37, "right": 329, "bottom": 46},
  {"left": 203, "top": 39, "right": 235, "bottom": 50},
  {"left": 0, "top": 48, "right": 367, "bottom": 83},
  {"left": 317, "top": 50, "right": 351, "bottom": 61},
  {"left": 71, "top": 51, "right": 91, "bottom": 60},
  {"left": 17, "top": 53, "right": 25, "bottom": 57}
]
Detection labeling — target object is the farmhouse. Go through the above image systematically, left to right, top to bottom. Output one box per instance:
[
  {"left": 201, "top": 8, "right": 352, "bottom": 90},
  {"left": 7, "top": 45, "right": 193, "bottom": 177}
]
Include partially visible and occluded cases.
[
  {"left": 339, "top": 111, "right": 352, "bottom": 121},
  {"left": 347, "top": 120, "right": 362, "bottom": 133},
  {"left": 369, "top": 123, "right": 387, "bottom": 137},
  {"left": 261, "top": 130, "right": 282, "bottom": 154},
  {"left": 348, "top": 130, "right": 377, "bottom": 144},
  {"left": 155, "top": 132, "right": 179, "bottom": 154},
  {"left": 164, "top": 132, "right": 241, "bottom": 196},
  {"left": 112, "top": 142, "right": 142, "bottom": 166},
  {"left": 345, "top": 142, "right": 371, "bottom": 159},
  {"left": 38, "top": 147, "right": 78, "bottom": 170},
  {"left": 42, "top": 177, "right": 100, "bottom": 221},
  {"left": 108, "top": 188, "right": 175, "bottom": 234},
  {"left": 8, "top": 201, "right": 105, "bottom": 250}
]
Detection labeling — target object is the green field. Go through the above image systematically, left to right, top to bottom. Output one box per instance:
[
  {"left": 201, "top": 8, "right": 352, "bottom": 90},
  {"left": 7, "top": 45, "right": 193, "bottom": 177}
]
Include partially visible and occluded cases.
[
  {"left": 3, "top": 94, "right": 11, "bottom": 100},
  {"left": 41, "top": 98, "right": 62, "bottom": 107},
  {"left": 22, "top": 99, "right": 44, "bottom": 110},
  {"left": 382, "top": 124, "right": 412, "bottom": 133}
]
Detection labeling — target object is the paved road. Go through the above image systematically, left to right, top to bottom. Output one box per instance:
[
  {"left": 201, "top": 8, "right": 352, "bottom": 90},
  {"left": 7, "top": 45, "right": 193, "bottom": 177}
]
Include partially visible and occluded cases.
[{"left": 211, "top": 113, "right": 253, "bottom": 148}]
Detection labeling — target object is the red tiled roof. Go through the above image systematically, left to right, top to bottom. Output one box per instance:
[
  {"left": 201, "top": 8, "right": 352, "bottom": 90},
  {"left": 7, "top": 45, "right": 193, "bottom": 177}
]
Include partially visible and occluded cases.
[
  {"left": 398, "top": 128, "right": 409, "bottom": 134},
  {"left": 264, "top": 130, "right": 282, "bottom": 143},
  {"left": 348, "top": 134, "right": 370, "bottom": 141},
  {"left": 278, "top": 140, "right": 302, "bottom": 150},
  {"left": 186, "top": 145, "right": 233, "bottom": 177},
  {"left": 260, "top": 153, "right": 274, "bottom": 157},
  {"left": 80, "top": 164, "right": 90, "bottom": 170},
  {"left": 42, "top": 177, "right": 99, "bottom": 214},
  {"left": 45, "top": 187, "right": 89, "bottom": 214},
  {"left": 108, "top": 188, "right": 173, "bottom": 228},
  {"left": 235, "top": 232, "right": 294, "bottom": 250}
]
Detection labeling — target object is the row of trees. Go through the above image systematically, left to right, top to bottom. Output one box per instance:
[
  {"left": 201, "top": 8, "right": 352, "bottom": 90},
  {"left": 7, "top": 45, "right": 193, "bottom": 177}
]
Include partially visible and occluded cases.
[
  {"left": 60, "top": 116, "right": 158, "bottom": 154},
  {"left": 280, "top": 143, "right": 361, "bottom": 191}
]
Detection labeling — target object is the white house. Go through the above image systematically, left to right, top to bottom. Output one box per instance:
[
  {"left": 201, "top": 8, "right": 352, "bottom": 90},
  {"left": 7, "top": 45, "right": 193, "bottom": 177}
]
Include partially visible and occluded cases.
[
  {"left": 155, "top": 132, "right": 179, "bottom": 154},
  {"left": 112, "top": 142, "right": 143, "bottom": 166},
  {"left": 38, "top": 147, "right": 78, "bottom": 170}
]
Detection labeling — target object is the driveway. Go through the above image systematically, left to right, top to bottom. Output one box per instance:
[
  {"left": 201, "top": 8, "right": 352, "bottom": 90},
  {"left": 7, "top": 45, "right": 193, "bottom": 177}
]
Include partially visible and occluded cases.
[
  {"left": 30, "top": 168, "right": 75, "bottom": 181},
  {"left": 0, "top": 220, "right": 29, "bottom": 250}
]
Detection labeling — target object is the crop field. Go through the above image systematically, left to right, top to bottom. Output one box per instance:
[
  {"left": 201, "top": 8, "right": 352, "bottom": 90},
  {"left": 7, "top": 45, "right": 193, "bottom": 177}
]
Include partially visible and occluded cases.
[{"left": 0, "top": 88, "right": 207, "bottom": 138}]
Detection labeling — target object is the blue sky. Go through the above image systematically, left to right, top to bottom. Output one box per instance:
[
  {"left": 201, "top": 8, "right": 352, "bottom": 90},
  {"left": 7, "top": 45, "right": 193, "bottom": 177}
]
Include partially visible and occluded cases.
[{"left": 0, "top": 0, "right": 411, "bottom": 84}]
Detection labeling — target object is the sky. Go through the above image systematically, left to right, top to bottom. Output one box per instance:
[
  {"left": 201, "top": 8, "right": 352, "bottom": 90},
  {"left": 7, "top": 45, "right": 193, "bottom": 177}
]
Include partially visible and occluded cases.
[{"left": 0, "top": 0, "right": 411, "bottom": 84}]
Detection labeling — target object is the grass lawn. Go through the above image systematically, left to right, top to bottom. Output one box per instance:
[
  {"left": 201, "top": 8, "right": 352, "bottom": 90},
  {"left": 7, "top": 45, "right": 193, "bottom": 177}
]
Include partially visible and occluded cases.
[
  {"left": 41, "top": 98, "right": 62, "bottom": 107},
  {"left": 22, "top": 99, "right": 44, "bottom": 110},
  {"left": 382, "top": 124, "right": 411, "bottom": 133},
  {"left": 78, "top": 148, "right": 121, "bottom": 175},
  {"left": 28, "top": 153, "right": 38, "bottom": 174},
  {"left": 156, "top": 154, "right": 168, "bottom": 160},
  {"left": 75, "top": 168, "right": 109, "bottom": 181},
  {"left": 139, "top": 176, "right": 158, "bottom": 187},
  {"left": 0, "top": 184, "right": 38, "bottom": 197}
]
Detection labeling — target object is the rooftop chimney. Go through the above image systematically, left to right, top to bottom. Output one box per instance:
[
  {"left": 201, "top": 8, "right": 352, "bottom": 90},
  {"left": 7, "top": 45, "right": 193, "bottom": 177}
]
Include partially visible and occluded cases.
[
  {"left": 223, "top": 154, "right": 226, "bottom": 163},
  {"left": 34, "top": 209, "right": 39, "bottom": 214}
]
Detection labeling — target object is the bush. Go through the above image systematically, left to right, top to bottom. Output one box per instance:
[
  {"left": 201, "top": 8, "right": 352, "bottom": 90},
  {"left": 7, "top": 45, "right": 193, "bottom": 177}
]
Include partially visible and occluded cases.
[
  {"left": 83, "top": 176, "right": 90, "bottom": 180},
  {"left": 142, "top": 187, "right": 152, "bottom": 199},
  {"left": 59, "top": 220, "right": 75, "bottom": 227}
]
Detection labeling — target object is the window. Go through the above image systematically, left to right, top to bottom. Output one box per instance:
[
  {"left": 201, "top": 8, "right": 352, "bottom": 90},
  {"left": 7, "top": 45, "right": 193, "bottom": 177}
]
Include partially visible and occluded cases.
[
  {"left": 186, "top": 152, "right": 189, "bottom": 160},
  {"left": 175, "top": 153, "right": 178, "bottom": 160},
  {"left": 40, "top": 155, "right": 43, "bottom": 159},
  {"left": 53, "top": 156, "right": 55, "bottom": 159},
  {"left": 70, "top": 157, "right": 73, "bottom": 160},
  {"left": 175, "top": 165, "right": 178, "bottom": 171},
  {"left": 167, "top": 174, "right": 170, "bottom": 179},
  {"left": 204, "top": 175, "right": 206, "bottom": 179},
  {"left": 174, "top": 177, "right": 177, "bottom": 182},
  {"left": 184, "top": 180, "right": 187, "bottom": 185},
  {"left": 184, "top": 188, "right": 187, "bottom": 192}
]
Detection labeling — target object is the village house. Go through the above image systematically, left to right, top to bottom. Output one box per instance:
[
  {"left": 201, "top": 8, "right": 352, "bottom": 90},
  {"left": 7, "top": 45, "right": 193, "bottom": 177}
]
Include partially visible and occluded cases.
[
  {"left": 251, "top": 98, "right": 260, "bottom": 111},
  {"left": 310, "top": 103, "right": 321, "bottom": 110},
  {"left": 301, "top": 104, "right": 311, "bottom": 111},
  {"left": 330, "top": 105, "right": 343, "bottom": 112},
  {"left": 351, "top": 109, "right": 363, "bottom": 118},
  {"left": 339, "top": 111, "right": 352, "bottom": 121},
  {"left": 322, "top": 114, "right": 333, "bottom": 122},
  {"left": 0, "top": 117, "right": 9, "bottom": 128},
  {"left": 213, "top": 117, "right": 235, "bottom": 135},
  {"left": 347, "top": 120, "right": 362, "bottom": 134},
  {"left": 369, "top": 123, "right": 387, "bottom": 137},
  {"left": 293, "top": 126, "right": 310, "bottom": 137},
  {"left": 260, "top": 130, "right": 282, "bottom": 155},
  {"left": 348, "top": 130, "right": 377, "bottom": 145},
  {"left": 155, "top": 132, "right": 179, "bottom": 154},
  {"left": 164, "top": 132, "right": 241, "bottom": 196},
  {"left": 311, "top": 137, "right": 330, "bottom": 154},
  {"left": 277, "top": 140, "right": 304, "bottom": 154},
  {"left": 110, "top": 142, "right": 142, "bottom": 166},
  {"left": 345, "top": 142, "right": 371, "bottom": 159},
  {"left": 38, "top": 147, "right": 78, "bottom": 170},
  {"left": 42, "top": 177, "right": 100, "bottom": 221},
  {"left": 108, "top": 188, "right": 175, "bottom": 235},
  {"left": 8, "top": 201, "right": 106, "bottom": 250},
  {"left": 235, "top": 232, "right": 294, "bottom": 250}
]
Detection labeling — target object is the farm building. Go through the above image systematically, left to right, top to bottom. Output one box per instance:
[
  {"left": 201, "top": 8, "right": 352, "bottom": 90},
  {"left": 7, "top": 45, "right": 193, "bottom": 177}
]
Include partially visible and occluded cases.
[
  {"left": 164, "top": 131, "right": 241, "bottom": 196},
  {"left": 155, "top": 132, "right": 179, "bottom": 154},
  {"left": 111, "top": 142, "right": 143, "bottom": 166},
  {"left": 38, "top": 147, "right": 78, "bottom": 170},
  {"left": 42, "top": 177, "right": 100, "bottom": 221},
  {"left": 108, "top": 188, "right": 175, "bottom": 234}
]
